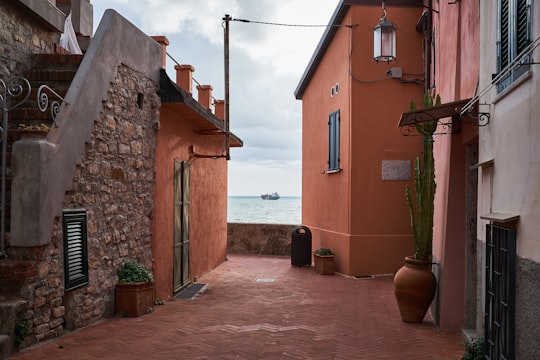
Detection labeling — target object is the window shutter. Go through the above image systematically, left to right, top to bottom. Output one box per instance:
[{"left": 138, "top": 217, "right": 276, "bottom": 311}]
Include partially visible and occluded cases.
[
  {"left": 496, "top": 0, "right": 531, "bottom": 92},
  {"left": 499, "top": 0, "right": 510, "bottom": 71},
  {"left": 516, "top": 0, "right": 530, "bottom": 54},
  {"left": 328, "top": 110, "right": 340, "bottom": 171},
  {"left": 63, "top": 210, "right": 89, "bottom": 290}
]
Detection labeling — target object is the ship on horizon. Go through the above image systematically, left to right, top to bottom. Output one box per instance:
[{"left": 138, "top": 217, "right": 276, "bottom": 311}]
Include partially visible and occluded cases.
[{"left": 261, "top": 192, "right": 280, "bottom": 200}]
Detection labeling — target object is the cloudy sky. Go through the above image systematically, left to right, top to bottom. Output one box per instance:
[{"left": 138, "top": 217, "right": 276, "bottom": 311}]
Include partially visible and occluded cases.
[{"left": 91, "top": 0, "right": 339, "bottom": 196}]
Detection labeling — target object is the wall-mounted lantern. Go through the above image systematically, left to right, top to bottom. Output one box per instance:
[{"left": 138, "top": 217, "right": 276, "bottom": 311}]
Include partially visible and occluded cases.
[{"left": 373, "top": 1, "right": 396, "bottom": 63}]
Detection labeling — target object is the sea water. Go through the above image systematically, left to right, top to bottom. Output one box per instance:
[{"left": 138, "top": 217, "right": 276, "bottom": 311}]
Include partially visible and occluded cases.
[{"left": 228, "top": 196, "right": 301, "bottom": 224}]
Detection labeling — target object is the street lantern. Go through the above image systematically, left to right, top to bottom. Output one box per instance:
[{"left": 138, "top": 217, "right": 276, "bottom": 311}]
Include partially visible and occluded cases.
[{"left": 373, "top": 2, "right": 396, "bottom": 63}]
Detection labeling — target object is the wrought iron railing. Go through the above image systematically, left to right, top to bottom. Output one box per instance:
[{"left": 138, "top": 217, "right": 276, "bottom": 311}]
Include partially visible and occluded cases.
[
  {"left": 0, "top": 76, "right": 66, "bottom": 258},
  {"left": 485, "top": 224, "right": 516, "bottom": 359}
]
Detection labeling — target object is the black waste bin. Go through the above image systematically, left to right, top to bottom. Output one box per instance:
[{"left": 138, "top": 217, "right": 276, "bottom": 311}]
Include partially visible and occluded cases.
[{"left": 291, "top": 226, "right": 312, "bottom": 267}]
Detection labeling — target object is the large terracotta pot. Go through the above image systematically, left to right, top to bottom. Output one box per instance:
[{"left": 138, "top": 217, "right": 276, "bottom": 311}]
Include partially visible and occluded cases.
[
  {"left": 394, "top": 256, "right": 437, "bottom": 323},
  {"left": 115, "top": 282, "right": 154, "bottom": 317}
]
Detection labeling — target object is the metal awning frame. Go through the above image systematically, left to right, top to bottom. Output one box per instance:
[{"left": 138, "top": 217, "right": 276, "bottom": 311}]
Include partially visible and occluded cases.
[{"left": 398, "top": 98, "right": 490, "bottom": 136}]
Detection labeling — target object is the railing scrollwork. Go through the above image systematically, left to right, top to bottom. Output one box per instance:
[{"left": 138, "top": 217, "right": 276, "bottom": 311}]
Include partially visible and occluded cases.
[
  {"left": 0, "top": 76, "right": 32, "bottom": 258},
  {"left": 37, "top": 84, "right": 68, "bottom": 126}
]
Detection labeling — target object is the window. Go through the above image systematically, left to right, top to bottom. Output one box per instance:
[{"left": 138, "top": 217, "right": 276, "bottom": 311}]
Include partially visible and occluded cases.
[
  {"left": 496, "top": 0, "right": 531, "bottom": 92},
  {"left": 328, "top": 110, "right": 340, "bottom": 171},
  {"left": 63, "top": 210, "right": 89, "bottom": 290}
]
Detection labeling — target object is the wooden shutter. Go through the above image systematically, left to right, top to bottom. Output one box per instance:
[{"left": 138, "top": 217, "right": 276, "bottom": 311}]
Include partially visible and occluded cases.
[
  {"left": 498, "top": 0, "right": 510, "bottom": 71},
  {"left": 516, "top": 0, "right": 530, "bottom": 55},
  {"left": 328, "top": 110, "right": 340, "bottom": 171},
  {"left": 63, "top": 210, "right": 89, "bottom": 290}
]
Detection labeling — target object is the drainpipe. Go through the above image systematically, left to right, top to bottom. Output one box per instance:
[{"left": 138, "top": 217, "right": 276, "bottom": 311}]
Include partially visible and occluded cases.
[{"left": 425, "top": 0, "right": 433, "bottom": 93}]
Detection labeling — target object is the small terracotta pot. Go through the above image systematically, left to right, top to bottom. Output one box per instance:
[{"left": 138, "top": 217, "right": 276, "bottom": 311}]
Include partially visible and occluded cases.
[
  {"left": 313, "top": 254, "right": 335, "bottom": 275},
  {"left": 394, "top": 256, "right": 437, "bottom": 323}
]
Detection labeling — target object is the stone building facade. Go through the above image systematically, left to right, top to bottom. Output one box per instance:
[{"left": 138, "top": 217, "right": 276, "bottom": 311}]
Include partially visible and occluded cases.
[
  {"left": 0, "top": 1, "right": 58, "bottom": 79},
  {"left": 12, "top": 64, "right": 159, "bottom": 345},
  {"left": 59, "top": 64, "right": 159, "bottom": 330}
]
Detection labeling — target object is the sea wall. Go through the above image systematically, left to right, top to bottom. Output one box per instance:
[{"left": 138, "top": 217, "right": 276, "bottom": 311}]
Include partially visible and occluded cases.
[{"left": 227, "top": 223, "right": 301, "bottom": 256}]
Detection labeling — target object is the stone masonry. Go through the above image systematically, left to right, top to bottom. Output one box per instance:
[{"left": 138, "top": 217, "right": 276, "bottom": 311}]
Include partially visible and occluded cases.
[
  {"left": 0, "top": 1, "right": 57, "bottom": 80},
  {"left": 12, "top": 64, "right": 159, "bottom": 347}
]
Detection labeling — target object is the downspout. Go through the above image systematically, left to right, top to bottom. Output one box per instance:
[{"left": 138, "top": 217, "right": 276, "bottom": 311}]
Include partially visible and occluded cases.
[{"left": 425, "top": 0, "right": 433, "bottom": 93}]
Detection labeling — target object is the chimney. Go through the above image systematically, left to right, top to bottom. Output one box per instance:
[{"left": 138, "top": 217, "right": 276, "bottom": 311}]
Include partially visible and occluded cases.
[
  {"left": 151, "top": 36, "right": 169, "bottom": 69},
  {"left": 175, "top": 64, "right": 195, "bottom": 94},
  {"left": 197, "top": 85, "right": 213, "bottom": 110},
  {"left": 214, "top": 99, "right": 225, "bottom": 120}
]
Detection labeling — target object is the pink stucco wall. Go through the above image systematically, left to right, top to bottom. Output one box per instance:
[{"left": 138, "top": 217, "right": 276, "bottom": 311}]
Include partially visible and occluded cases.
[{"left": 431, "top": 0, "right": 479, "bottom": 330}]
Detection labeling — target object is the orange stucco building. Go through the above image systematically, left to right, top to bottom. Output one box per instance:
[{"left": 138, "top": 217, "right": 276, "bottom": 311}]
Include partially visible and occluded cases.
[
  {"left": 295, "top": 0, "right": 424, "bottom": 277},
  {"left": 151, "top": 38, "right": 242, "bottom": 301}
]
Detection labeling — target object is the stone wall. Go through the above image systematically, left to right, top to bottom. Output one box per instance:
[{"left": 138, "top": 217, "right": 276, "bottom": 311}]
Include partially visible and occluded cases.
[
  {"left": 0, "top": 1, "right": 57, "bottom": 79},
  {"left": 13, "top": 64, "right": 159, "bottom": 347},
  {"left": 60, "top": 64, "right": 159, "bottom": 330},
  {"left": 227, "top": 223, "right": 301, "bottom": 256},
  {"left": 515, "top": 257, "right": 540, "bottom": 359}
]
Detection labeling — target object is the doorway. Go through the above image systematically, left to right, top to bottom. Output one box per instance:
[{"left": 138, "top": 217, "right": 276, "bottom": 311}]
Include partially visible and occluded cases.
[{"left": 173, "top": 160, "right": 190, "bottom": 293}]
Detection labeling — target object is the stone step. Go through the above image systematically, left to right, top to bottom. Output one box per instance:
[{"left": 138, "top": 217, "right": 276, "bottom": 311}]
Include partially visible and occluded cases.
[
  {"left": 32, "top": 54, "right": 84, "bottom": 69},
  {"left": 0, "top": 296, "right": 27, "bottom": 360},
  {"left": 0, "top": 296, "right": 27, "bottom": 334},
  {"left": 0, "top": 334, "right": 13, "bottom": 360}
]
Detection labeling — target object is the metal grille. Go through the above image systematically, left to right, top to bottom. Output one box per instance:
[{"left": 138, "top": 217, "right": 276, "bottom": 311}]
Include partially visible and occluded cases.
[
  {"left": 63, "top": 210, "right": 89, "bottom": 290},
  {"left": 485, "top": 224, "right": 516, "bottom": 359}
]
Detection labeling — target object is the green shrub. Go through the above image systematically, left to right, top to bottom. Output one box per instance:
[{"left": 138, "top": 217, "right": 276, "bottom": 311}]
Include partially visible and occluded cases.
[
  {"left": 314, "top": 248, "right": 334, "bottom": 256},
  {"left": 117, "top": 261, "right": 154, "bottom": 283},
  {"left": 14, "top": 316, "right": 31, "bottom": 347},
  {"left": 462, "top": 337, "right": 484, "bottom": 360}
]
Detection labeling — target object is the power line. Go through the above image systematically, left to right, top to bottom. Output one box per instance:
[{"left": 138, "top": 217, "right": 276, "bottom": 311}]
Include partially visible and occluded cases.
[{"left": 231, "top": 17, "right": 353, "bottom": 28}]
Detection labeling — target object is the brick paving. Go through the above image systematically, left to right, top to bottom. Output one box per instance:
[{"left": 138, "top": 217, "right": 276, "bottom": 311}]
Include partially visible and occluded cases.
[{"left": 11, "top": 255, "right": 465, "bottom": 359}]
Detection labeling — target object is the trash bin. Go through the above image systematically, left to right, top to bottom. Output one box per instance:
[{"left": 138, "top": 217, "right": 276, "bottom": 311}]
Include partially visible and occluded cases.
[{"left": 291, "top": 226, "right": 312, "bottom": 267}]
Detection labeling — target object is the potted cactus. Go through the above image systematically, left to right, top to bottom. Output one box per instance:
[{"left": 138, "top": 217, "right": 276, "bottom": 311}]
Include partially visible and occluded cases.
[{"left": 394, "top": 91, "right": 439, "bottom": 323}]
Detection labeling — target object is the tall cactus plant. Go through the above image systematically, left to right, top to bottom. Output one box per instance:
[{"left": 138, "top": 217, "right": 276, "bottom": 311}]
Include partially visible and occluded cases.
[{"left": 405, "top": 91, "right": 440, "bottom": 261}]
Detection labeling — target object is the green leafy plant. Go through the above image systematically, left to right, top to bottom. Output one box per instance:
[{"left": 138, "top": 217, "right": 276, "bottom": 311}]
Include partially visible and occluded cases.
[
  {"left": 405, "top": 91, "right": 440, "bottom": 262},
  {"left": 314, "top": 247, "right": 334, "bottom": 256},
  {"left": 117, "top": 261, "right": 154, "bottom": 283},
  {"left": 154, "top": 298, "right": 165, "bottom": 306},
  {"left": 14, "top": 316, "right": 31, "bottom": 347},
  {"left": 462, "top": 337, "right": 484, "bottom": 360}
]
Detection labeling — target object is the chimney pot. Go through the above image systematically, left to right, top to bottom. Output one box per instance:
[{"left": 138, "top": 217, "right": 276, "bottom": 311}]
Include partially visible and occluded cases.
[
  {"left": 151, "top": 36, "right": 169, "bottom": 69},
  {"left": 175, "top": 64, "right": 195, "bottom": 94},
  {"left": 196, "top": 85, "right": 213, "bottom": 110},
  {"left": 214, "top": 99, "right": 225, "bottom": 120}
]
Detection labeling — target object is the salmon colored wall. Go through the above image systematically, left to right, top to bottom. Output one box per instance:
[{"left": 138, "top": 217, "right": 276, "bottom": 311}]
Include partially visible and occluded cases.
[
  {"left": 431, "top": 0, "right": 479, "bottom": 330},
  {"left": 302, "top": 5, "right": 424, "bottom": 276},
  {"left": 302, "top": 14, "right": 352, "bottom": 275},
  {"left": 152, "top": 105, "right": 228, "bottom": 301}
]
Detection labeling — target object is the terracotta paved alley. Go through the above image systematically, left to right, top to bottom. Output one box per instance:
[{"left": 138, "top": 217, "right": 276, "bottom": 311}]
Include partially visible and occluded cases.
[{"left": 11, "top": 255, "right": 465, "bottom": 359}]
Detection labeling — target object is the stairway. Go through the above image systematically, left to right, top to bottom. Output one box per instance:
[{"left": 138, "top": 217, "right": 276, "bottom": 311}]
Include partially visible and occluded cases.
[{"left": 0, "top": 53, "right": 82, "bottom": 359}]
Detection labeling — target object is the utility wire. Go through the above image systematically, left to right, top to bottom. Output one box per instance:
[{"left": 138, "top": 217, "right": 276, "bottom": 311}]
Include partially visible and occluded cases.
[{"left": 231, "top": 17, "right": 353, "bottom": 28}]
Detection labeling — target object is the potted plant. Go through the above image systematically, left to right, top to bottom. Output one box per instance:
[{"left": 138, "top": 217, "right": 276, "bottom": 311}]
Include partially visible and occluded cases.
[
  {"left": 393, "top": 91, "right": 439, "bottom": 323},
  {"left": 313, "top": 247, "right": 335, "bottom": 275},
  {"left": 115, "top": 260, "right": 155, "bottom": 317}
]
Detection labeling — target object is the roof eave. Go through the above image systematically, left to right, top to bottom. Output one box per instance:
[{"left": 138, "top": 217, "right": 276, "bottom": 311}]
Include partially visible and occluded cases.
[{"left": 294, "top": 0, "right": 349, "bottom": 100}]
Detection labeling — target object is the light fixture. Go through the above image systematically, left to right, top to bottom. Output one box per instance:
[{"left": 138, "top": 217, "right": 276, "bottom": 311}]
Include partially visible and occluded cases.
[{"left": 373, "top": 1, "right": 396, "bottom": 63}]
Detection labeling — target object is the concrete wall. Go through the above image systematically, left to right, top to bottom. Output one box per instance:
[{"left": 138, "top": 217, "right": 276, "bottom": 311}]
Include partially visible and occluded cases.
[{"left": 227, "top": 223, "right": 298, "bottom": 256}]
